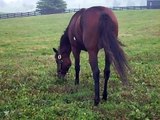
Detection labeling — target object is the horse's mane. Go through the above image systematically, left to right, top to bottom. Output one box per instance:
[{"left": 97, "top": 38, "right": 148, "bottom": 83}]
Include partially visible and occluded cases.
[
  {"left": 59, "top": 27, "right": 71, "bottom": 55},
  {"left": 60, "top": 27, "right": 69, "bottom": 45}
]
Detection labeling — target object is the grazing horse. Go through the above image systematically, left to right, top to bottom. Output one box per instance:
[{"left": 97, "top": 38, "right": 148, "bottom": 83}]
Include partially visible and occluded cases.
[{"left": 53, "top": 6, "right": 129, "bottom": 105}]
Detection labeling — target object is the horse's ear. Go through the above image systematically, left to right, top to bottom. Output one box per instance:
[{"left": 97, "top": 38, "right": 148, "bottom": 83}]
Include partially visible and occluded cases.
[{"left": 53, "top": 48, "right": 58, "bottom": 53}]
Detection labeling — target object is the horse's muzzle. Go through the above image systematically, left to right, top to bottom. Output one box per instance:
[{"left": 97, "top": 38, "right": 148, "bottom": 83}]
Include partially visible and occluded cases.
[{"left": 57, "top": 72, "right": 66, "bottom": 79}]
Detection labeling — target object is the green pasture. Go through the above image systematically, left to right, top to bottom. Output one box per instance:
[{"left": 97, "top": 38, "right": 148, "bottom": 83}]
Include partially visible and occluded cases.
[{"left": 0, "top": 10, "right": 160, "bottom": 119}]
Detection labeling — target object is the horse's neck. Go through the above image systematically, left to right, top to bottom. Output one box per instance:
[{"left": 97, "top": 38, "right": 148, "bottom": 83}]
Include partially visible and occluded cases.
[{"left": 59, "top": 32, "right": 71, "bottom": 57}]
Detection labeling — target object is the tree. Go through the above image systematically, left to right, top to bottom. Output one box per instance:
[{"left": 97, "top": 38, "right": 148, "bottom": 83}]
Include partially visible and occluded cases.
[{"left": 36, "top": 0, "right": 67, "bottom": 14}]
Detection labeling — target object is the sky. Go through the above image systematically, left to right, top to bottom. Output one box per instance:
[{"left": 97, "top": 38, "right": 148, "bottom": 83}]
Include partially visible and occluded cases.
[{"left": 0, "top": 0, "right": 147, "bottom": 13}]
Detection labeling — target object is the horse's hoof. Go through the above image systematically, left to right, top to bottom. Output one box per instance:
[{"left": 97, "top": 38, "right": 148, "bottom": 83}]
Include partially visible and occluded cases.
[
  {"left": 75, "top": 79, "right": 79, "bottom": 85},
  {"left": 75, "top": 82, "right": 79, "bottom": 85},
  {"left": 102, "top": 93, "right": 108, "bottom": 101},
  {"left": 102, "top": 95, "right": 108, "bottom": 101},
  {"left": 102, "top": 97, "right": 107, "bottom": 101},
  {"left": 94, "top": 99, "right": 100, "bottom": 106},
  {"left": 94, "top": 102, "right": 99, "bottom": 106}
]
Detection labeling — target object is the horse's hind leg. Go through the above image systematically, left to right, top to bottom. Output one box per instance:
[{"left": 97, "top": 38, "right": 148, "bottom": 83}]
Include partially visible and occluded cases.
[
  {"left": 88, "top": 50, "right": 100, "bottom": 105},
  {"left": 102, "top": 54, "right": 111, "bottom": 100}
]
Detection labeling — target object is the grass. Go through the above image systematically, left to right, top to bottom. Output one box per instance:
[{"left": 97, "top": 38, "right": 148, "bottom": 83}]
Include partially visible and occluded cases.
[{"left": 0, "top": 10, "right": 160, "bottom": 119}]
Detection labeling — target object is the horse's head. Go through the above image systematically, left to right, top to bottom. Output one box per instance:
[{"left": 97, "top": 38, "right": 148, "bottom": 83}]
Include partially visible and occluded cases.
[{"left": 53, "top": 48, "right": 71, "bottom": 78}]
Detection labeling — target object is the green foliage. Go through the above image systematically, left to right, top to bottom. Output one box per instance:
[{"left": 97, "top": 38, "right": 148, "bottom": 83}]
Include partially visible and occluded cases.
[
  {"left": 36, "top": 0, "right": 67, "bottom": 14},
  {"left": 0, "top": 10, "right": 160, "bottom": 119}
]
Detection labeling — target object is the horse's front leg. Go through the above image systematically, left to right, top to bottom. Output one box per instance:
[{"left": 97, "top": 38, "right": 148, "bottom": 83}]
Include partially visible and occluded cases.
[
  {"left": 72, "top": 48, "right": 81, "bottom": 85},
  {"left": 88, "top": 50, "right": 100, "bottom": 106}
]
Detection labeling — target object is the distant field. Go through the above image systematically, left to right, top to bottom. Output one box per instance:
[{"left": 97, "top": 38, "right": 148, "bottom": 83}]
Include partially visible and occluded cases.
[{"left": 0, "top": 10, "right": 160, "bottom": 119}]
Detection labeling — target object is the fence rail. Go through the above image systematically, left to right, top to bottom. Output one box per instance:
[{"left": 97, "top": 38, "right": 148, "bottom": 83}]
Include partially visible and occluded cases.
[
  {"left": 0, "top": 6, "right": 148, "bottom": 19},
  {"left": 112, "top": 6, "right": 147, "bottom": 10},
  {"left": 65, "top": 8, "right": 80, "bottom": 13},
  {"left": 0, "top": 11, "right": 41, "bottom": 19}
]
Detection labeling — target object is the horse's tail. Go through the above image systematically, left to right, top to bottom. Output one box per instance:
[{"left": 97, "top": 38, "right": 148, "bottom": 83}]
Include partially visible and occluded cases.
[{"left": 99, "top": 13, "right": 129, "bottom": 85}]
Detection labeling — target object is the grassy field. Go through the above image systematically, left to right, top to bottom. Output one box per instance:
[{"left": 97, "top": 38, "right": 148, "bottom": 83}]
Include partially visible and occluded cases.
[{"left": 0, "top": 10, "right": 160, "bottom": 119}]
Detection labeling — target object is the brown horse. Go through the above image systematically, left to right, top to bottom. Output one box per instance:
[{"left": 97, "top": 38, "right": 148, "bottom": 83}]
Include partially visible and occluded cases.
[{"left": 53, "top": 6, "right": 129, "bottom": 105}]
